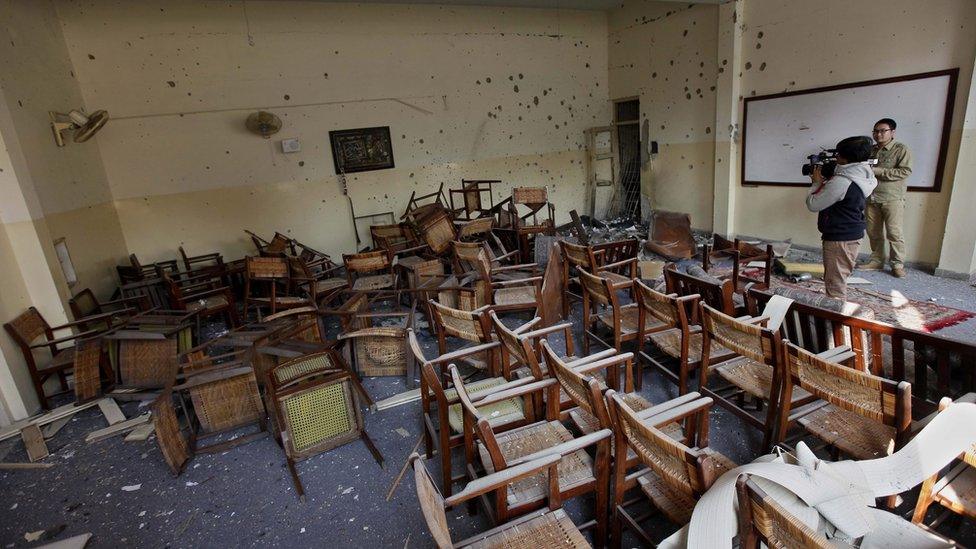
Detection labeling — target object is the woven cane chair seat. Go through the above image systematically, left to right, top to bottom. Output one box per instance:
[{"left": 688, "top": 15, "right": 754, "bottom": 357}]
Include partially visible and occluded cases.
[
  {"left": 352, "top": 274, "right": 395, "bottom": 291},
  {"left": 494, "top": 286, "right": 537, "bottom": 307},
  {"left": 186, "top": 294, "right": 229, "bottom": 313},
  {"left": 595, "top": 304, "right": 645, "bottom": 336},
  {"left": 648, "top": 329, "right": 733, "bottom": 363},
  {"left": 513, "top": 358, "right": 593, "bottom": 410},
  {"left": 715, "top": 359, "right": 812, "bottom": 402},
  {"left": 189, "top": 371, "right": 265, "bottom": 434},
  {"left": 447, "top": 377, "right": 525, "bottom": 434},
  {"left": 570, "top": 392, "right": 682, "bottom": 438},
  {"left": 797, "top": 404, "right": 896, "bottom": 459},
  {"left": 477, "top": 420, "right": 594, "bottom": 507},
  {"left": 636, "top": 447, "right": 736, "bottom": 525},
  {"left": 928, "top": 463, "right": 976, "bottom": 518},
  {"left": 459, "top": 508, "right": 589, "bottom": 549}
]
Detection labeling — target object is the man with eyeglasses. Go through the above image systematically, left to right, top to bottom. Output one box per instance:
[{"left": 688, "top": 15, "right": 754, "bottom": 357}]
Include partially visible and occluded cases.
[{"left": 863, "top": 118, "right": 913, "bottom": 277}]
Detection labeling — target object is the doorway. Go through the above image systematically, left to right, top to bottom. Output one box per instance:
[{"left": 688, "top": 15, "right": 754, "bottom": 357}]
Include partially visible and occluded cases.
[{"left": 613, "top": 98, "right": 641, "bottom": 221}]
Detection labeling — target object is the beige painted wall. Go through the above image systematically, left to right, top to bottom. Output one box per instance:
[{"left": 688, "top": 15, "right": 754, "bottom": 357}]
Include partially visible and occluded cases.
[
  {"left": 0, "top": 0, "right": 129, "bottom": 296},
  {"left": 732, "top": 0, "right": 976, "bottom": 264},
  {"left": 56, "top": 1, "right": 610, "bottom": 262},
  {"left": 608, "top": 2, "right": 719, "bottom": 230}
]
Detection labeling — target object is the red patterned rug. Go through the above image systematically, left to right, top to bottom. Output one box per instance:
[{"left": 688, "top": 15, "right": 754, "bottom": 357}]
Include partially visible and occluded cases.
[{"left": 767, "top": 278, "right": 974, "bottom": 333}]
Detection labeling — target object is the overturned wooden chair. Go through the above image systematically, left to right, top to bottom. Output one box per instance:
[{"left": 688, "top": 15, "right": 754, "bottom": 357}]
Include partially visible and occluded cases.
[
  {"left": 510, "top": 186, "right": 555, "bottom": 263},
  {"left": 453, "top": 240, "right": 541, "bottom": 314},
  {"left": 343, "top": 250, "right": 397, "bottom": 293},
  {"left": 242, "top": 256, "right": 308, "bottom": 320},
  {"left": 266, "top": 350, "right": 383, "bottom": 500},
  {"left": 607, "top": 391, "right": 736, "bottom": 546},
  {"left": 413, "top": 452, "right": 591, "bottom": 549}
]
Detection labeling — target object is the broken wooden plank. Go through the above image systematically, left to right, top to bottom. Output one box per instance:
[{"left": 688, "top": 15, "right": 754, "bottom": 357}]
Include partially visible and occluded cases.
[
  {"left": 375, "top": 387, "right": 421, "bottom": 411},
  {"left": 0, "top": 399, "right": 104, "bottom": 443},
  {"left": 97, "top": 399, "right": 126, "bottom": 425},
  {"left": 85, "top": 413, "right": 150, "bottom": 444},
  {"left": 42, "top": 416, "right": 72, "bottom": 439},
  {"left": 123, "top": 423, "right": 155, "bottom": 442},
  {"left": 21, "top": 424, "right": 49, "bottom": 462},
  {"left": 0, "top": 462, "right": 55, "bottom": 470},
  {"left": 38, "top": 533, "right": 92, "bottom": 549}
]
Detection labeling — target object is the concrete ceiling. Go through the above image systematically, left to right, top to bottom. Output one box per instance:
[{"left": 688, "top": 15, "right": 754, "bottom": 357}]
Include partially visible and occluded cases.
[{"left": 304, "top": 0, "right": 726, "bottom": 10}]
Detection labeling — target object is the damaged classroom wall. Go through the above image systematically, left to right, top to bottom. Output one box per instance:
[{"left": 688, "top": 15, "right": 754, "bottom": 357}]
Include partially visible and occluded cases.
[
  {"left": 0, "top": 0, "right": 128, "bottom": 298},
  {"left": 55, "top": 0, "right": 611, "bottom": 262},
  {"left": 731, "top": 0, "right": 976, "bottom": 266},
  {"left": 607, "top": 1, "right": 720, "bottom": 231}
]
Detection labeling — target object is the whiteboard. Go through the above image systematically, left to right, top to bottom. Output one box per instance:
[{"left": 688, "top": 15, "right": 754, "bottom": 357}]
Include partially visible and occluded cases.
[{"left": 742, "top": 70, "right": 957, "bottom": 191}]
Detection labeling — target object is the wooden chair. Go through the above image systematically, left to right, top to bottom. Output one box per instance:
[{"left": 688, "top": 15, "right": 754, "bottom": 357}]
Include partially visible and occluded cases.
[
  {"left": 449, "top": 179, "right": 498, "bottom": 221},
  {"left": 403, "top": 183, "right": 450, "bottom": 226},
  {"left": 510, "top": 186, "right": 555, "bottom": 263},
  {"left": 417, "top": 207, "right": 458, "bottom": 258},
  {"left": 370, "top": 222, "right": 420, "bottom": 255},
  {"left": 248, "top": 230, "right": 294, "bottom": 257},
  {"left": 702, "top": 235, "right": 773, "bottom": 291},
  {"left": 560, "top": 239, "right": 638, "bottom": 319},
  {"left": 454, "top": 241, "right": 541, "bottom": 314},
  {"left": 178, "top": 246, "right": 225, "bottom": 274},
  {"left": 342, "top": 250, "right": 396, "bottom": 292},
  {"left": 118, "top": 253, "right": 179, "bottom": 284},
  {"left": 286, "top": 255, "right": 347, "bottom": 307},
  {"left": 242, "top": 256, "right": 308, "bottom": 319},
  {"left": 664, "top": 263, "right": 739, "bottom": 316},
  {"left": 578, "top": 268, "right": 639, "bottom": 358},
  {"left": 160, "top": 269, "right": 240, "bottom": 329},
  {"left": 634, "top": 280, "right": 735, "bottom": 394},
  {"left": 68, "top": 288, "right": 144, "bottom": 331},
  {"left": 428, "top": 300, "right": 500, "bottom": 375},
  {"left": 698, "top": 303, "right": 815, "bottom": 453},
  {"left": 4, "top": 307, "right": 121, "bottom": 409},
  {"left": 338, "top": 310, "right": 414, "bottom": 379},
  {"left": 489, "top": 311, "right": 585, "bottom": 413},
  {"left": 412, "top": 329, "right": 530, "bottom": 497},
  {"left": 777, "top": 341, "right": 911, "bottom": 460},
  {"left": 174, "top": 350, "right": 267, "bottom": 454},
  {"left": 266, "top": 350, "right": 383, "bottom": 500},
  {"left": 452, "top": 364, "right": 612, "bottom": 542},
  {"left": 151, "top": 388, "right": 192, "bottom": 476},
  {"left": 606, "top": 390, "right": 736, "bottom": 545},
  {"left": 913, "top": 393, "right": 976, "bottom": 527},
  {"left": 412, "top": 452, "right": 592, "bottom": 549},
  {"left": 735, "top": 475, "right": 833, "bottom": 549}
]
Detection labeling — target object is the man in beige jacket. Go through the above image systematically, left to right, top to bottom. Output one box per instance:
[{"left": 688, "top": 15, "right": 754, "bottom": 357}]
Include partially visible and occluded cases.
[{"left": 863, "top": 118, "right": 913, "bottom": 278}]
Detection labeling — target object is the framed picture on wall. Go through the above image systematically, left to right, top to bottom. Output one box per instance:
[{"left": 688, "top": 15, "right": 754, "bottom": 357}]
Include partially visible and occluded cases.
[{"left": 329, "top": 126, "right": 395, "bottom": 174}]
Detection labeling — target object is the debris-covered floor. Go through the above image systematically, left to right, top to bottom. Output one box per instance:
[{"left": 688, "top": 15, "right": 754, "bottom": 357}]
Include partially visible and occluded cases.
[{"left": 2, "top": 255, "right": 976, "bottom": 548}]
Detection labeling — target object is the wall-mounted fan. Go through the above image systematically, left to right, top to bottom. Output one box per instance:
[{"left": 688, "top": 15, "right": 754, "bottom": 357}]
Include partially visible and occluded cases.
[
  {"left": 49, "top": 109, "right": 109, "bottom": 147},
  {"left": 245, "top": 111, "right": 282, "bottom": 138}
]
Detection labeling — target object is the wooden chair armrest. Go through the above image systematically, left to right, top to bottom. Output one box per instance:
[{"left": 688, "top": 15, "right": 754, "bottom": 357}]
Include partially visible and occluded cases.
[
  {"left": 494, "top": 250, "right": 519, "bottom": 262},
  {"left": 599, "top": 257, "right": 637, "bottom": 271},
  {"left": 492, "top": 263, "right": 538, "bottom": 273},
  {"left": 491, "top": 276, "right": 542, "bottom": 287},
  {"left": 183, "top": 286, "right": 232, "bottom": 301},
  {"left": 50, "top": 311, "right": 124, "bottom": 330},
  {"left": 512, "top": 317, "right": 543, "bottom": 335},
  {"left": 518, "top": 322, "right": 574, "bottom": 341},
  {"left": 30, "top": 329, "right": 104, "bottom": 348},
  {"left": 425, "top": 342, "right": 501, "bottom": 365},
  {"left": 565, "top": 348, "right": 618, "bottom": 367},
  {"left": 573, "top": 353, "right": 634, "bottom": 375},
  {"left": 469, "top": 377, "right": 536, "bottom": 404},
  {"left": 477, "top": 378, "right": 557, "bottom": 407},
  {"left": 635, "top": 392, "right": 704, "bottom": 420},
  {"left": 644, "top": 397, "right": 713, "bottom": 429},
  {"left": 507, "top": 429, "right": 612, "bottom": 467},
  {"left": 443, "top": 453, "right": 561, "bottom": 507}
]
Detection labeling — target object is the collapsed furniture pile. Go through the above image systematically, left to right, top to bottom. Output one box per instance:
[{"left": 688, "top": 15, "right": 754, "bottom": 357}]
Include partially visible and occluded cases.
[{"left": 4, "top": 181, "right": 976, "bottom": 548}]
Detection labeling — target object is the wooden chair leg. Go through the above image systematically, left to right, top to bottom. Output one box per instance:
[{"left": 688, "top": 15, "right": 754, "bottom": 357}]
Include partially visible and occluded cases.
[
  {"left": 360, "top": 431, "right": 385, "bottom": 467},
  {"left": 912, "top": 475, "right": 938, "bottom": 523}
]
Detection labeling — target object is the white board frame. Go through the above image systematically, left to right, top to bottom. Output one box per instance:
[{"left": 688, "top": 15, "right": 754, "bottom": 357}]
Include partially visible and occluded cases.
[{"left": 741, "top": 69, "right": 958, "bottom": 192}]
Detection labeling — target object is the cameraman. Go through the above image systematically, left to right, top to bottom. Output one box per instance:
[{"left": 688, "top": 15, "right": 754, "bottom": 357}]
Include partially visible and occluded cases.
[{"left": 805, "top": 136, "right": 878, "bottom": 300}]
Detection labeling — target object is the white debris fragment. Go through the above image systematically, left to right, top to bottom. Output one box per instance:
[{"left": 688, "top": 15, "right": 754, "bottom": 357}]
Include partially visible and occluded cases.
[
  {"left": 394, "top": 427, "right": 410, "bottom": 438},
  {"left": 185, "top": 481, "right": 199, "bottom": 487},
  {"left": 122, "top": 484, "right": 141, "bottom": 492},
  {"left": 9, "top": 504, "right": 17, "bottom": 510},
  {"left": 138, "top": 511, "right": 146, "bottom": 517},
  {"left": 300, "top": 528, "right": 306, "bottom": 534},
  {"left": 24, "top": 531, "right": 44, "bottom": 542}
]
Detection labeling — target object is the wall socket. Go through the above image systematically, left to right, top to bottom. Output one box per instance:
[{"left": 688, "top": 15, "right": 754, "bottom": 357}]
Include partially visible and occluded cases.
[{"left": 280, "top": 138, "right": 301, "bottom": 153}]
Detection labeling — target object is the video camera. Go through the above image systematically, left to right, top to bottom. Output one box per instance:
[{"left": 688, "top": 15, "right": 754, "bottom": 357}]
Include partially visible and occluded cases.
[{"left": 801, "top": 149, "right": 838, "bottom": 179}]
